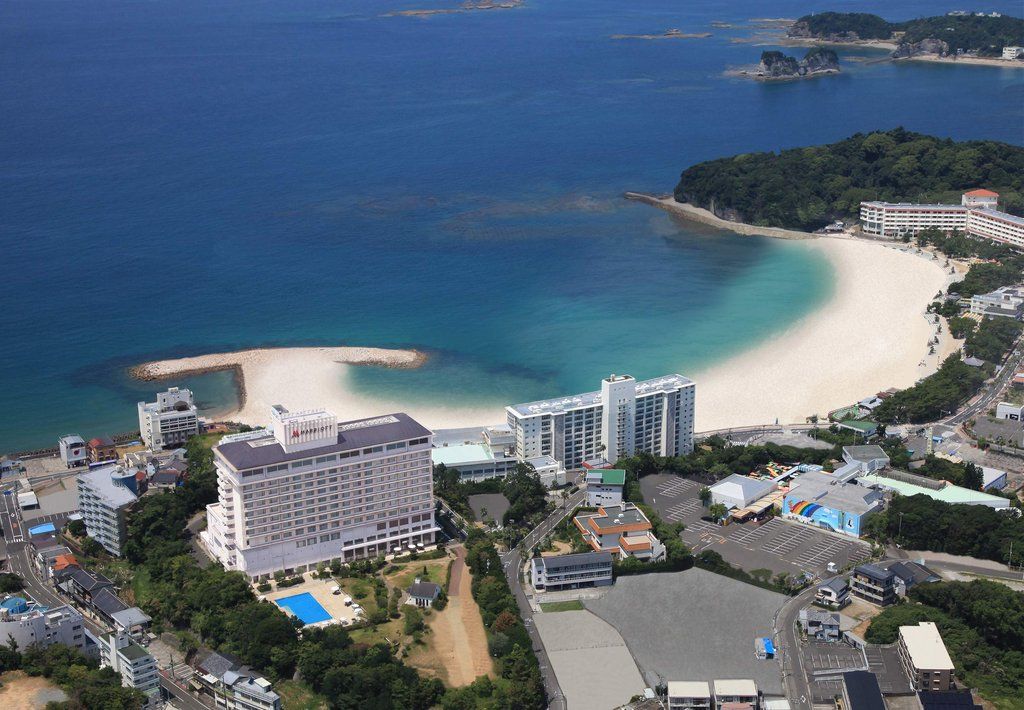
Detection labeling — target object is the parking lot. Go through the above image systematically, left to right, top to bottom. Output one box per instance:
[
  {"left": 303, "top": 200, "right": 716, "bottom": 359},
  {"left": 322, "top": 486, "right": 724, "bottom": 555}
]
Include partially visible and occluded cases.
[
  {"left": 642, "top": 474, "right": 872, "bottom": 577},
  {"left": 802, "top": 641, "right": 867, "bottom": 703},
  {"left": 864, "top": 645, "right": 913, "bottom": 694}
]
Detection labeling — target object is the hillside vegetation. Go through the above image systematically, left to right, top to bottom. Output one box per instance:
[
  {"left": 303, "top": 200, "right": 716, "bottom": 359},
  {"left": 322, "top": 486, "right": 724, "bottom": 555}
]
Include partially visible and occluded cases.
[
  {"left": 790, "top": 12, "right": 1024, "bottom": 56},
  {"left": 673, "top": 128, "right": 1024, "bottom": 230},
  {"left": 865, "top": 580, "right": 1024, "bottom": 708}
]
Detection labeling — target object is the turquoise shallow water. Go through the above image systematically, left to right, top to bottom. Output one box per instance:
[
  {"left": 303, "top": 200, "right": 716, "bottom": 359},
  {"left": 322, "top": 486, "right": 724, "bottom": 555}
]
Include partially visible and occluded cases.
[{"left": 1, "top": 0, "right": 1022, "bottom": 451}]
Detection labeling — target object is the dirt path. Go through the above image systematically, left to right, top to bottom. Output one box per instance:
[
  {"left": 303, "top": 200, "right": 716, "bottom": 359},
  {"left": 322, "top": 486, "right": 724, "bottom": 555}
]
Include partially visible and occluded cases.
[
  {"left": 412, "top": 546, "right": 493, "bottom": 686},
  {"left": 0, "top": 672, "right": 67, "bottom": 709}
]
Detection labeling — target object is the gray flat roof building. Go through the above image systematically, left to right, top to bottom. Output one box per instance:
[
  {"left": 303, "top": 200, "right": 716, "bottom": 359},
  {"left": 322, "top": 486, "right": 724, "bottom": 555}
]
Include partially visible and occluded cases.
[{"left": 216, "top": 412, "right": 431, "bottom": 471}]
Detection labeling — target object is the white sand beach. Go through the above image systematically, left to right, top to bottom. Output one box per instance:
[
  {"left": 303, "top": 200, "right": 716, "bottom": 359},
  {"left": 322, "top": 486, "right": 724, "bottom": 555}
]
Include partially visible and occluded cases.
[
  {"left": 132, "top": 236, "right": 961, "bottom": 434},
  {"left": 692, "top": 237, "right": 962, "bottom": 431},
  {"left": 132, "top": 346, "right": 502, "bottom": 429}
]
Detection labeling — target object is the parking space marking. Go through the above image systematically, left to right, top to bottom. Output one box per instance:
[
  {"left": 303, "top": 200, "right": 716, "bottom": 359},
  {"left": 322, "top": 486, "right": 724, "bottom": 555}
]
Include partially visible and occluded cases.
[
  {"left": 655, "top": 478, "right": 699, "bottom": 497},
  {"left": 663, "top": 499, "right": 703, "bottom": 521},
  {"left": 683, "top": 520, "right": 720, "bottom": 535}
]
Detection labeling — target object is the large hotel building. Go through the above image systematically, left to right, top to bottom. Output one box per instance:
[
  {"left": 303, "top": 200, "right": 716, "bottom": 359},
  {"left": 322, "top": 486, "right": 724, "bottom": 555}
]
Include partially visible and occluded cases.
[
  {"left": 860, "top": 189, "right": 1024, "bottom": 248},
  {"left": 506, "top": 374, "right": 695, "bottom": 471},
  {"left": 202, "top": 406, "right": 436, "bottom": 579}
]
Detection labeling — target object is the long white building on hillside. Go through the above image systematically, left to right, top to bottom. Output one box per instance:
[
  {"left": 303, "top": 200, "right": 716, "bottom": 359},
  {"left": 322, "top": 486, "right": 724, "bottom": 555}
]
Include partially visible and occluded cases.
[
  {"left": 859, "top": 189, "right": 1024, "bottom": 248},
  {"left": 506, "top": 374, "right": 695, "bottom": 470},
  {"left": 202, "top": 406, "right": 437, "bottom": 580}
]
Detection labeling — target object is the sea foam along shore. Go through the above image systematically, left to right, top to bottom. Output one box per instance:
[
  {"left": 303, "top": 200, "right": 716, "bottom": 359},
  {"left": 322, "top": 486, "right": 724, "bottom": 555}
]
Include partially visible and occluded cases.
[{"left": 636, "top": 193, "right": 964, "bottom": 431}]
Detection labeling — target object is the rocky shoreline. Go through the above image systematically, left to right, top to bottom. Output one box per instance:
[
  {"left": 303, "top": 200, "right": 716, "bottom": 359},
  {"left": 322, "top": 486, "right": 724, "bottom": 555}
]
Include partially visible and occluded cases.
[{"left": 623, "top": 192, "right": 815, "bottom": 240}]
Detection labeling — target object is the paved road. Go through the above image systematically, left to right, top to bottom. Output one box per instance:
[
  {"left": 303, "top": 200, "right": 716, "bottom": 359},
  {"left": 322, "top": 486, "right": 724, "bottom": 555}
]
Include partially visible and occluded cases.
[
  {"left": 945, "top": 336, "right": 1023, "bottom": 427},
  {"left": 0, "top": 482, "right": 216, "bottom": 709},
  {"left": 500, "top": 488, "right": 587, "bottom": 710},
  {"left": 888, "top": 546, "right": 1024, "bottom": 583},
  {"left": 774, "top": 583, "right": 823, "bottom": 710},
  {"left": 160, "top": 671, "right": 214, "bottom": 710}
]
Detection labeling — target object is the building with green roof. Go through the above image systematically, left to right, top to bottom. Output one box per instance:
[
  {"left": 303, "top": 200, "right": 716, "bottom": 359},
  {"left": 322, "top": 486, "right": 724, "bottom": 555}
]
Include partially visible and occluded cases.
[
  {"left": 585, "top": 468, "right": 626, "bottom": 506},
  {"left": 860, "top": 473, "right": 1010, "bottom": 509}
]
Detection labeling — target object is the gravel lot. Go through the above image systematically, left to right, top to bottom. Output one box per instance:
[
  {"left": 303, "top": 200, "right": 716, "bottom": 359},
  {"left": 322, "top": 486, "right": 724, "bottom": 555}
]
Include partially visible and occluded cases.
[
  {"left": 585, "top": 568, "right": 786, "bottom": 696},
  {"left": 533, "top": 610, "right": 645, "bottom": 710}
]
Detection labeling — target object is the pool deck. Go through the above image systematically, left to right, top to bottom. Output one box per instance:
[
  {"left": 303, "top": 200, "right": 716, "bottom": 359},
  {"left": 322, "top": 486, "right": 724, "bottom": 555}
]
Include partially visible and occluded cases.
[{"left": 262, "top": 574, "right": 360, "bottom": 627}]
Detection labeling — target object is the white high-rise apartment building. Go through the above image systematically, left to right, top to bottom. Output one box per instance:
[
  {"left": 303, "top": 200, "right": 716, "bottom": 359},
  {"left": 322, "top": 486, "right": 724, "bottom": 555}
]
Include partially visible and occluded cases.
[
  {"left": 859, "top": 189, "right": 1024, "bottom": 248},
  {"left": 506, "top": 374, "right": 695, "bottom": 470},
  {"left": 138, "top": 386, "right": 200, "bottom": 449},
  {"left": 202, "top": 406, "right": 437, "bottom": 580},
  {"left": 77, "top": 464, "right": 140, "bottom": 556}
]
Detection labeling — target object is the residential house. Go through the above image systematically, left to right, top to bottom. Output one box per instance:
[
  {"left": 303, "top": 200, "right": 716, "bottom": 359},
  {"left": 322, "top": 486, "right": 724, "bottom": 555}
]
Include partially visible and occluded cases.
[
  {"left": 87, "top": 436, "right": 118, "bottom": 464},
  {"left": 573, "top": 503, "right": 665, "bottom": 562},
  {"left": 32, "top": 545, "right": 75, "bottom": 580},
  {"left": 879, "top": 560, "right": 940, "bottom": 598},
  {"left": 850, "top": 564, "right": 899, "bottom": 606},
  {"left": 55, "top": 566, "right": 115, "bottom": 606},
  {"left": 815, "top": 577, "right": 850, "bottom": 608},
  {"left": 798, "top": 608, "right": 841, "bottom": 642},
  {"left": 195, "top": 651, "right": 282, "bottom": 710},
  {"left": 712, "top": 679, "right": 758, "bottom": 710},
  {"left": 667, "top": 681, "right": 712, "bottom": 710}
]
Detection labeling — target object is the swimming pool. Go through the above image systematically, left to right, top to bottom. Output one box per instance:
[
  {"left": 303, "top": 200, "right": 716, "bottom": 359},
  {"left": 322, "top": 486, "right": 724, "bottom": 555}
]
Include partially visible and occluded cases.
[
  {"left": 28, "top": 522, "right": 56, "bottom": 536},
  {"left": 274, "top": 592, "right": 331, "bottom": 625}
]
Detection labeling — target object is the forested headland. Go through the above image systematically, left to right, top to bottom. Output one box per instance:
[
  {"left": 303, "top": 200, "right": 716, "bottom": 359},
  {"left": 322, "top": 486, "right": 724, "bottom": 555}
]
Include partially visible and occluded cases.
[{"left": 673, "top": 129, "right": 1024, "bottom": 231}]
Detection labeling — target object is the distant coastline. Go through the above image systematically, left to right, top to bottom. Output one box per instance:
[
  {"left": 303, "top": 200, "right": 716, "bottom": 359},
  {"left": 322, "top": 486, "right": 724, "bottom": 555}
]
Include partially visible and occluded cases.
[
  {"left": 611, "top": 30, "right": 712, "bottom": 41},
  {"left": 783, "top": 37, "right": 1024, "bottom": 68}
]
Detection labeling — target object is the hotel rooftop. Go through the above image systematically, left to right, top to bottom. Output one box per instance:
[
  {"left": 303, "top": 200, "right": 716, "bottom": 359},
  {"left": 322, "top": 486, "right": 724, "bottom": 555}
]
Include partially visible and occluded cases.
[
  {"left": 508, "top": 374, "right": 693, "bottom": 416},
  {"left": 216, "top": 412, "right": 430, "bottom": 470}
]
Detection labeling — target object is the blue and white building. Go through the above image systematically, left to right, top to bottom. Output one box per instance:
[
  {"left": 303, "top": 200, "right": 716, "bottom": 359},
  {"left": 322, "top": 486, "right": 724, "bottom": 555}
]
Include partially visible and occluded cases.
[{"left": 783, "top": 470, "right": 883, "bottom": 537}]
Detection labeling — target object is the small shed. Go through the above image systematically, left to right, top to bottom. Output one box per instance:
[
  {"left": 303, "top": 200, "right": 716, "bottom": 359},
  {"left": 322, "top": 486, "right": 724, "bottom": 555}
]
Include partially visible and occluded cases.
[{"left": 408, "top": 581, "right": 442, "bottom": 608}]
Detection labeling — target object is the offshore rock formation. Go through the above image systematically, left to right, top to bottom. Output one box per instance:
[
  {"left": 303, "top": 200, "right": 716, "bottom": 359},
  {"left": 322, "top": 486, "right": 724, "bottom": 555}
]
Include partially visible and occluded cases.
[{"left": 757, "top": 47, "right": 840, "bottom": 78}]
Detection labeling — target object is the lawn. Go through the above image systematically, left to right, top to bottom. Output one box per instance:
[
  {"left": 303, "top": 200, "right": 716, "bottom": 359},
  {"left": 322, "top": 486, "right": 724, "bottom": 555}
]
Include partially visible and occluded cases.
[
  {"left": 385, "top": 558, "right": 451, "bottom": 592},
  {"left": 335, "top": 576, "right": 379, "bottom": 614},
  {"left": 540, "top": 600, "right": 584, "bottom": 612},
  {"left": 348, "top": 616, "right": 404, "bottom": 646},
  {"left": 275, "top": 681, "right": 328, "bottom": 710}
]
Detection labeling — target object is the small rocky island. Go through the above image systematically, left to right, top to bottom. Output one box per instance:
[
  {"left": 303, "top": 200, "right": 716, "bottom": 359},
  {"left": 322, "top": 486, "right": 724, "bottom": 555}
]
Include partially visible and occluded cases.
[{"left": 754, "top": 47, "right": 840, "bottom": 79}]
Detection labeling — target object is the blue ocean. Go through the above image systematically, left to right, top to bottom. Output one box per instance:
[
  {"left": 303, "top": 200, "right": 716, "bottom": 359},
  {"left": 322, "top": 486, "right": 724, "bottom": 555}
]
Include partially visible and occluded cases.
[{"left": 1, "top": 0, "right": 1022, "bottom": 452}]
